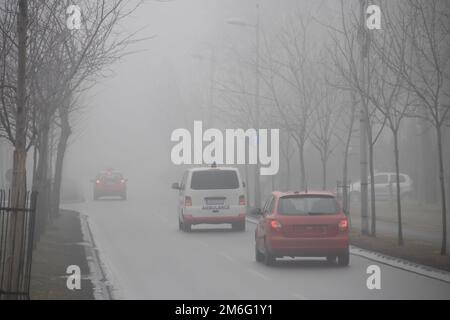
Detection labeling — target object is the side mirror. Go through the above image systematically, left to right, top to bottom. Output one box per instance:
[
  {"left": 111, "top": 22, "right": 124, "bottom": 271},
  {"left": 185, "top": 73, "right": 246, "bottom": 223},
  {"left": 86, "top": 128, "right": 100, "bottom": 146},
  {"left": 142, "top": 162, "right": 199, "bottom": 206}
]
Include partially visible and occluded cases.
[{"left": 171, "top": 182, "right": 180, "bottom": 190}]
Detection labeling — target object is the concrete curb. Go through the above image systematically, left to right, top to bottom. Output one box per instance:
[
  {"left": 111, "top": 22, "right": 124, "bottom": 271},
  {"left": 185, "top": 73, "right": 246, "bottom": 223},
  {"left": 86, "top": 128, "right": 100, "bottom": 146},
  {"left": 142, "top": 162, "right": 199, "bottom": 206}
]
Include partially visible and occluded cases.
[
  {"left": 79, "top": 214, "right": 113, "bottom": 300},
  {"left": 246, "top": 216, "right": 450, "bottom": 284}
]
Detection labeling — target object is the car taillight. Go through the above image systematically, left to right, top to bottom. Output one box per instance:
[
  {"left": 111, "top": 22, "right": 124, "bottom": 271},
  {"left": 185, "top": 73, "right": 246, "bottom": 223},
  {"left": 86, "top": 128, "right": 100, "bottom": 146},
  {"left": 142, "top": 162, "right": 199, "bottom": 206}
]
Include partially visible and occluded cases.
[
  {"left": 120, "top": 179, "right": 125, "bottom": 183},
  {"left": 96, "top": 180, "right": 101, "bottom": 184},
  {"left": 239, "top": 195, "right": 246, "bottom": 206},
  {"left": 184, "top": 196, "right": 192, "bottom": 207},
  {"left": 339, "top": 219, "right": 348, "bottom": 232},
  {"left": 270, "top": 220, "right": 282, "bottom": 231}
]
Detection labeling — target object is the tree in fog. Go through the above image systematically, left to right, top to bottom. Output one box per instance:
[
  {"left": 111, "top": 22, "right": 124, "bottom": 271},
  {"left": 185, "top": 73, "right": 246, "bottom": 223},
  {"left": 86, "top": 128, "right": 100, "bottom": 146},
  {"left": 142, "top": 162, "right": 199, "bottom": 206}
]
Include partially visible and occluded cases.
[
  {"left": 0, "top": 0, "right": 142, "bottom": 296},
  {"left": 366, "top": 0, "right": 417, "bottom": 245},
  {"left": 379, "top": 0, "right": 450, "bottom": 254},
  {"left": 310, "top": 71, "right": 341, "bottom": 190}
]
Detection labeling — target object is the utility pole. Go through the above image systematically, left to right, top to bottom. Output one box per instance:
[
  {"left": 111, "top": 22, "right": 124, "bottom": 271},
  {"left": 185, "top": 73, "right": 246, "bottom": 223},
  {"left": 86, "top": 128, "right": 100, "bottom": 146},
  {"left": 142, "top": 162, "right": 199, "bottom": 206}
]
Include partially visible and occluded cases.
[
  {"left": 359, "top": 0, "right": 369, "bottom": 235},
  {"left": 225, "top": 1, "right": 262, "bottom": 209}
]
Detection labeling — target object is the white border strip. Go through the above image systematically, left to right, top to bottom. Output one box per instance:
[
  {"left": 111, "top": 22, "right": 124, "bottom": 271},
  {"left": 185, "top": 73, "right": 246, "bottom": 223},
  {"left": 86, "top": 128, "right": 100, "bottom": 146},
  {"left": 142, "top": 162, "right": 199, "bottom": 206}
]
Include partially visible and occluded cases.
[{"left": 79, "top": 214, "right": 113, "bottom": 299}]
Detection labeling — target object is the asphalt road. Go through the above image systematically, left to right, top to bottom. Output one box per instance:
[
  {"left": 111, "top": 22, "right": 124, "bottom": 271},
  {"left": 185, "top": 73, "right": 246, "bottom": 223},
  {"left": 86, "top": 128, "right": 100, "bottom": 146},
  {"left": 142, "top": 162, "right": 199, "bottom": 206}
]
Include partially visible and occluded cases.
[{"left": 63, "top": 187, "right": 450, "bottom": 300}]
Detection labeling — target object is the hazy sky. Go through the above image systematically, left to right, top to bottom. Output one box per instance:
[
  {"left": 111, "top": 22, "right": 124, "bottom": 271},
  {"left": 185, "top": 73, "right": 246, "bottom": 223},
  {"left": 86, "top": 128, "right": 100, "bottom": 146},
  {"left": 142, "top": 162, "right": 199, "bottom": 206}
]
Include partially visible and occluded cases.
[{"left": 64, "top": 0, "right": 337, "bottom": 193}]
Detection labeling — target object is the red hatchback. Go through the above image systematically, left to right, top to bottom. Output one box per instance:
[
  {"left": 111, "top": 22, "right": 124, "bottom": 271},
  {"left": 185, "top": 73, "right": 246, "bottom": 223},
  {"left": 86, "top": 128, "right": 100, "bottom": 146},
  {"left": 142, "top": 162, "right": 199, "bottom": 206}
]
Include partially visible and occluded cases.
[
  {"left": 92, "top": 171, "right": 127, "bottom": 200},
  {"left": 255, "top": 191, "right": 349, "bottom": 266}
]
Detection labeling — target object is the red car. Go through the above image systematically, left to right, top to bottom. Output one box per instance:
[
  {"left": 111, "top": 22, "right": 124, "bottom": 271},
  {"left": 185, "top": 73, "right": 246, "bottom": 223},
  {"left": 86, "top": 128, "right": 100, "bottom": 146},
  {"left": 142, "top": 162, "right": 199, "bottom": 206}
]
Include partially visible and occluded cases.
[
  {"left": 92, "top": 171, "right": 127, "bottom": 200},
  {"left": 255, "top": 191, "right": 349, "bottom": 266}
]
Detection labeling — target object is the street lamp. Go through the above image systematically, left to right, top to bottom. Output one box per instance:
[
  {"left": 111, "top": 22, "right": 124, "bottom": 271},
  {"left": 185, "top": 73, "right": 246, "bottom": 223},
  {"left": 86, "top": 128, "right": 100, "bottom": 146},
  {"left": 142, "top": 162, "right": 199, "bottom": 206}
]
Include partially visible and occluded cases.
[{"left": 226, "top": 3, "right": 261, "bottom": 209}]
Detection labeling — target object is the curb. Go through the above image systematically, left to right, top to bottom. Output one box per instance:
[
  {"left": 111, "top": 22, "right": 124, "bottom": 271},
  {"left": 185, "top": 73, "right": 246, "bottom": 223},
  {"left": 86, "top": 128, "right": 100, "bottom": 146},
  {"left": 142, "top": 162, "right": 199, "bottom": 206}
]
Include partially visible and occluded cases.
[
  {"left": 79, "top": 214, "right": 113, "bottom": 300},
  {"left": 246, "top": 216, "right": 450, "bottom": 284}
]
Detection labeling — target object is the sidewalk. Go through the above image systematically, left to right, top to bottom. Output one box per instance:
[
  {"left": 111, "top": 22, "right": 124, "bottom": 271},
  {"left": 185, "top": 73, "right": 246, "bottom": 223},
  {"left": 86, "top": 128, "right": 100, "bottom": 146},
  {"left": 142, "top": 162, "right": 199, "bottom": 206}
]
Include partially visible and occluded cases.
[{"left": 29, "top": 210, "right": 94, "bottom": 300}]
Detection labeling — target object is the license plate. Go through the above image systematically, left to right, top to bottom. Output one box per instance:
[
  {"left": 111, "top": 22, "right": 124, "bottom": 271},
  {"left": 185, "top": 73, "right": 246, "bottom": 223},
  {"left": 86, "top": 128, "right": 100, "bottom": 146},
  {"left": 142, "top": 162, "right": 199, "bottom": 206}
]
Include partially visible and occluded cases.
[
  {"left": 205, "top": 198, "right": 226, "bottom": 205},
  {"left": 202, "top": 205, "right": 230, "bottom": 210},
  {"left": 297, "top": 226, "right": 326, "bottom": 233}
]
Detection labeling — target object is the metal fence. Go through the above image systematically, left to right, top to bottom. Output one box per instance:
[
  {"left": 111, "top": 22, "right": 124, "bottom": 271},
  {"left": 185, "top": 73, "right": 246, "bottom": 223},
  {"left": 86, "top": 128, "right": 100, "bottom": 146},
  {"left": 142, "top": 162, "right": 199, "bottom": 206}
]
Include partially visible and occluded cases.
[{"left": 0, "top": 190, "right": 37, "bottom": 300}]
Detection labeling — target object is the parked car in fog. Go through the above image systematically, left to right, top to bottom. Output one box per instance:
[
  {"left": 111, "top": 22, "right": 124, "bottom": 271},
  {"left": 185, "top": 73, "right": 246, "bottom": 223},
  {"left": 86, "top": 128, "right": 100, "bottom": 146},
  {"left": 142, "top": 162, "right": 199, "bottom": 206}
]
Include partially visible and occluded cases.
[
  {"left": 172, "top": 164, "right": 246, "bottom": 232},
  {"left": 92, "top": 170, "right": 128, "bottom": 200},
  {"left": 350, "top": 172, "right": 413, "bottom": 201},
  {"left": 254, "top": 191, "right": 349, "bottom": 266}
]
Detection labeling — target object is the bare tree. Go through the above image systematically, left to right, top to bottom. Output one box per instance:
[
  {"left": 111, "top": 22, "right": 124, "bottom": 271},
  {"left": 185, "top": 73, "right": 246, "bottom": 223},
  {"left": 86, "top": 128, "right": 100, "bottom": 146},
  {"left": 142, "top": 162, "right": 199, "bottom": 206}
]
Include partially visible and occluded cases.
[{"left": 379, "top": 0, "right": 450, "bottom": 254}]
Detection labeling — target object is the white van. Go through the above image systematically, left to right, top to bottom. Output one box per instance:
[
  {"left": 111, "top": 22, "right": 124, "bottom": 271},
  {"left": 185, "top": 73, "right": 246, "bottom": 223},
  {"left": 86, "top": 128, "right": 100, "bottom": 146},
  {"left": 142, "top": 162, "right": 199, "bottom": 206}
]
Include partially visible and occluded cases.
[{"left": 172, "top": 165, "right": 246, "bottom": 232}]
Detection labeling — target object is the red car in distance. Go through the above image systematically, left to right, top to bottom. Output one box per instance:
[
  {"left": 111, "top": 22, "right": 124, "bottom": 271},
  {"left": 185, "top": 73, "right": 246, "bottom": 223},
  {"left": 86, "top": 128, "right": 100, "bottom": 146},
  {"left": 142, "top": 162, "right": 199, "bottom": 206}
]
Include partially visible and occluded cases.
[
  {"left": 92, "top": 170, "right": 128, "bottom": 200},
  {"left": 254, "top": 191, "right": 349, "bottom": 266}
]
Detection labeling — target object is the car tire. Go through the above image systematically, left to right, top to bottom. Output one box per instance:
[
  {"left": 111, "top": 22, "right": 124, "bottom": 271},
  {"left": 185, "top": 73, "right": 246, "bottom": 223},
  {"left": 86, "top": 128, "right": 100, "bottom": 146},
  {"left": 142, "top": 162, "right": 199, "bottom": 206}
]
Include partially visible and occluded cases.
[
  {"left": 93, "top": 193, "right": 98, "bottom": 201},
  {"left": 121, "top": 193, "right": 127, "bottom": 200},
  {"left": 178, "top": 218, "right": 183, "bottom": 231},
  {"left": 233, "top": 221, "right": 246, "bottom": 232},
  {"left": 183, "top": 222, "right": 192, "bottom": 232},
  {"left": 263, "top": 241, "right": 276, "bottom": 266},
  {"left": 255, "top": 245, "right": 264, "bottom": 262},
  {"left": 337, "top": 250, "right": 350, "bottom": 267},
  {"left": 326, "top": 255, "right": 337, "bottom": 265}
]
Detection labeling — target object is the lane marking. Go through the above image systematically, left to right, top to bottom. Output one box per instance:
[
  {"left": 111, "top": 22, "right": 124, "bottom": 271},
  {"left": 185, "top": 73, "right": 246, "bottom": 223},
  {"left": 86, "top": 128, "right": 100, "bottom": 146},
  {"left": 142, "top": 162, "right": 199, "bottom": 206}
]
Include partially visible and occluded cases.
[
  {"left": 198, "top": 241, "right": 209, "bottom": 248},
  {"left": 218, "top": 251, "right": 235, "bottom": 263},
  {"left": 247, "top": 268, "right": 271, "bottom": 281},
  {"left": 292, "top": 292, "right": 308, "bottom": 300}
]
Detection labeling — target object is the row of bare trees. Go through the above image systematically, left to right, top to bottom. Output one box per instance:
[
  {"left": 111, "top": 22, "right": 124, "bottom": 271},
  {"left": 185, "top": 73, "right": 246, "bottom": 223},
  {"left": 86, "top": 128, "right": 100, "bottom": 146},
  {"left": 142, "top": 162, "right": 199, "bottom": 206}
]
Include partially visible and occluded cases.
[
  {"left": 0, "top": 0, "right": 141, "bottom": 296},
  {"left": 215, "top": 0, "right": 449, "bottom": 255}
]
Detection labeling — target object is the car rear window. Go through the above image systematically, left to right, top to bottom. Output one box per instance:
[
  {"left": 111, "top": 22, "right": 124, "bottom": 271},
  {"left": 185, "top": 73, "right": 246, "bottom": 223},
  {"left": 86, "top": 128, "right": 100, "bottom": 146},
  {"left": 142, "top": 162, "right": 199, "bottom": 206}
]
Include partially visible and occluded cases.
[
  {"left": 190, "top": 170, "right": 239, "bottom": 190},
  {"left": 99, "top": 173, "right": 123, "bottom": 181},
  {"left": 278, "top": 196, "right": 340, "bottom": 216}
]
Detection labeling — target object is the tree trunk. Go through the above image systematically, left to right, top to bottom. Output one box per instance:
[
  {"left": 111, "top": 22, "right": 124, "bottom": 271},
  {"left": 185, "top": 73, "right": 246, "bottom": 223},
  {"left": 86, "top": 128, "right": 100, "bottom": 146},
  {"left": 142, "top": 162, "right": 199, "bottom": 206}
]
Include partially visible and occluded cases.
[
  {"left": 1, "top": 0, "right": 28, "bottom": 300},
  {"left": 343, "top": 96, "right": 357, "bottom": 216},
  {"left": 51, "top": 111, "right": 71, "bottom": 220},
  {"left": 33, "top": 122, "right": 50, "bottom": 239},
  {"left": 436, "top": 124, "right": 447, "bottom": 255},
  {"left": 393, "top": 131, "right": 403, "bottom": 246},
  {"left": 297, "top": 140, "right": 306, "bottom": 190},
  {"left": 368, "top": 140, "right": 376, "bottom": 237},
  {"left": 286, "top": 154, "right": 291, "bottom": 191},
  {"left": 322, "top": 157, "right": 327, "bottom": 190}
]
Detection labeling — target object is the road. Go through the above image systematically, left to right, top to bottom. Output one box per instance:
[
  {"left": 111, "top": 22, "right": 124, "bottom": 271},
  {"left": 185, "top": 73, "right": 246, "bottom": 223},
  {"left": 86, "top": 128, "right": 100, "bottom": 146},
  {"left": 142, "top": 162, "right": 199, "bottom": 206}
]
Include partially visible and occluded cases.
[{"left": 63, "top": 186, "right": 450, "bottom": 300}]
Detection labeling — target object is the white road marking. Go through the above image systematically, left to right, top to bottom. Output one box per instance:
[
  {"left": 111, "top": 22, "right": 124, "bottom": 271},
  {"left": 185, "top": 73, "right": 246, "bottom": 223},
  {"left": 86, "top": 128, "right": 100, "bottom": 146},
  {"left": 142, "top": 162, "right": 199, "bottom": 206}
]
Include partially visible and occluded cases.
[
  {"left": 198, "top": 241, "right": 209, "bottom": 248},
  {"left": 218, "top": 252, "right": 235, "bottom": 263},
  {"left": 247, "top": 268, "right": 271, "bottom": 281},
  {"left": 292, "top": 292, "right": 308, "bottom": 300}
]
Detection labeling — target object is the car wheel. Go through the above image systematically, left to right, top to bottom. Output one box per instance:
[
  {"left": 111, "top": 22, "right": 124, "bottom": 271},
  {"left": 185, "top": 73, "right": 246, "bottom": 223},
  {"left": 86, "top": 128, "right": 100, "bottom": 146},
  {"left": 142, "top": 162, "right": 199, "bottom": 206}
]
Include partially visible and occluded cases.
[
  {"left": 93, "top": 193, "right": 98, "bottom": 201},
  {"left": 121, "top": 193, "right": 127, "bottom": 200},
  {"left": 178, "top": 218, "right": 183, "bottom": 231},
  {"left": 233, "top": 221, "right": 246, "bottom": 232},
  {"left": 183, "top": 222, "right": 192, "bottom": 232},
  {"left": 263, "top": 241, "right": 276, "bottom": 266},
  {"left": 255, "top": 245, "right": 264, "bottom": 262},
  {"left": 337, "top": 250, "right": 350, "bottom": 267},
  {"left": 326, "top": 255, "right": 337, "bottom": 265}
]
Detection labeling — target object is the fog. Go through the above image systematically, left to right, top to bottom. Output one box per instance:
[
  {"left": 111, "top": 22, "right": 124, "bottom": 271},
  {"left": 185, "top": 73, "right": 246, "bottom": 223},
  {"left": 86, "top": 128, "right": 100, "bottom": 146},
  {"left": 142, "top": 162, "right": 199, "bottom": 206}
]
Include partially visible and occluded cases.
[{"left": 1, "top": 0, "right": 449, "bottom": 301}]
